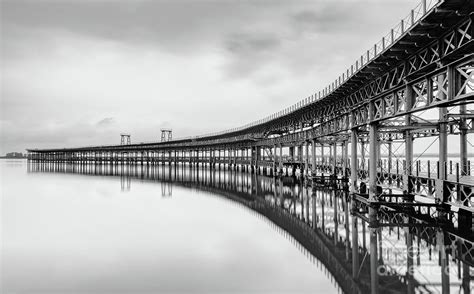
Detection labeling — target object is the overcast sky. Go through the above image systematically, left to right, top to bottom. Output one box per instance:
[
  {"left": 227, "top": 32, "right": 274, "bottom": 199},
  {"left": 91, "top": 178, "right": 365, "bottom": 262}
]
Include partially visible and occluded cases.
[{"left": 0, "top": 0, "right": 419, "bottom": 154}]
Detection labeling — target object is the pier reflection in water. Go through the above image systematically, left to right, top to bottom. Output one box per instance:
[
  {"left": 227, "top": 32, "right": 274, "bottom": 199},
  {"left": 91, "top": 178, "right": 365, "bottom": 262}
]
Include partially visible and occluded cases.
[{"left": 26, "top": 161, "right": 473, "bottom": 294}]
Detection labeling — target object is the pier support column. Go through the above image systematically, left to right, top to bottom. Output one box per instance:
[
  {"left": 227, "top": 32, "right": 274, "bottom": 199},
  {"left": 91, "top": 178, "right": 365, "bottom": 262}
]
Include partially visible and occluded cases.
[
  {"left": 436, "top": 70, "right": 451, "bottom": 207},
  {"left": 404, "top": 84, "right": 414, "bottom": 197},
  {"left": 458, "top": 101, "right": 472, "bottom": 232},
  {"left": 460, "top": 103, "right": 468, "bottom": 182},
  {"left": 438, "top": 104, "right": 448, "bottom": 204},
  {"left": 368, "top": 123, "right": 379, "bottom": 202},
  {"left": 351, "top": 127, "right": 359, "bottom": 279},
  {"left": 351, "top": 129, "right": 358, "bottom": 192},
  {"left": 311, "top": 140, "right": 316, "bottom": 176},
  {"left": 343, "top": 140, "right": 348, "bottom": 181},
  {"left": 305, "top": 142, "right": 309, "bottom": 178},
  {"left": 332, "top": 142, "right": 337, "bottom": 178},
  {"left": 279, "top": 144, "right": 283, "bottom": 174},
  {"left": 298, "top": 144, "right": 303, "bottom": 176},
  {"left": 321, "top": 144, "right": 325, "bottom": 173},
  {"left": 272, "top": 145, "right": 277, "bottom": 176},
  {"left": 256, "top": 146, "right": 261, "bottom": 174},
  {"left": 289, "top": 146, "right": 295, "bottom": 176},
  {"left": 251, "top": 147, "right": 256, "bottom": 173},
  {"left": 223, "top": 148, "right": 226, "bottom": 170},
  {"left": 233, "top": 148, "right": 236, "bottom": 170},
  {"left": 240, "top": 148, "right": 243, "bottom": 172},
  {"left": 246, "top": 148, "right": 250, "bottom": 172},
  {"left": 198, "top": 149, "right": 201, "bottom": 168},
  {"left": 211, "top": 149, "right": 215, "bottom": 169},
  {"left": 218, "top": 149, "right": 222, "bottom": 170}
]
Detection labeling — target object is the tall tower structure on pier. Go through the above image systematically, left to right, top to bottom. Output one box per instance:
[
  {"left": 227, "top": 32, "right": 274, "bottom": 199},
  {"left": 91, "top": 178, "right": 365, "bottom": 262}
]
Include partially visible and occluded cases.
[
  {"left": 161, "top": 129, "right": 172, "bottom": 142},
  {"left": 120, "top": 134, "right": 131, "bottom": 145}
]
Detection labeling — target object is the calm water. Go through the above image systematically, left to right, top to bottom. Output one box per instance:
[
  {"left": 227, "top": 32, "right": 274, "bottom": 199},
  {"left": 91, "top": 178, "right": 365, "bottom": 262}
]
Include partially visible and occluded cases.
[
  {"left": 1, "top": 159, "right": 337, "bottom": 294},
  {"left": 1, "top": 159, "right": 472, "bottom": 293}
]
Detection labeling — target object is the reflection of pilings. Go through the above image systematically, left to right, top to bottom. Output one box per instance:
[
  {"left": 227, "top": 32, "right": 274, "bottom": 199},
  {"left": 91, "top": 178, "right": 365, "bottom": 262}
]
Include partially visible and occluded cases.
[
  {"left": 27, "top": 161, "right": 473, "bottom": 293},
  {"left": 120, "top": 166, "right": 131, "bottom": 191},
  {"left": 161, "top": 182, "right": 172, "bottom": 197},
  {"left": 305, "top": 185, "right": 310, "bottom": 222},
  {"left": 312, "top": 187, "right": 317, "bottom": 229},
  {"left": 321, "top": 189, "right": 325, "bottom": 231},
  {"left": 333, "top": 189, "right": 338, "bottom": 245},
  {"left": 252, "top": 198, "right": 363, "bottom": 294},
  {"left": 345, "top": 198, "right": 350, "bottom": 261},
  {"left": 369, "top": 206, "right": 379, "bottom": 294},
  {"left": 406, "top": 217, "right": 415, "bottom": 294},
  {"left": 437, "top": 229, "right": 450, "bottom": 294},
  {"left": 462, "top": 261, "right": 471, "bottom": 294}
]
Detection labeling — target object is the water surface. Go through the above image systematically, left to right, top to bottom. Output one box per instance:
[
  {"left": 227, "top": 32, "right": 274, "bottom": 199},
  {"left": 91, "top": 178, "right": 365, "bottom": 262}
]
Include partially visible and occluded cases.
[{"left": 1, "top": 159, "right": 338, "bottom": 293}]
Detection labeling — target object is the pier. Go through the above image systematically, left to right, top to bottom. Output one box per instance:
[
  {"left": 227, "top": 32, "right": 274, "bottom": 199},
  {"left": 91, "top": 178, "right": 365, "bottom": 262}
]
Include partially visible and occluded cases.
[{"left": 27, "top": 1, "right": 474, "bottom": 293}]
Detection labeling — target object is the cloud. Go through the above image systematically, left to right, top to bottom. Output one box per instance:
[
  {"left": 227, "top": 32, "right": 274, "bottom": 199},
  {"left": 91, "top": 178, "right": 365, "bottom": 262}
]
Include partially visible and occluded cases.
[
  {"left": 1, "top": 0, "right": 259, "bottom": 57},
  {"left": 289, "top": 6, "right": 359, "bottom": 33},
  {"left": 221, "top": 32, "right": 282, "bottom": 78},
  {"left": 225, "top": 33, "right": 281, "bottom": 55},
  {"left": 96, "top": 117, "right": 115, "bottom": 127}
]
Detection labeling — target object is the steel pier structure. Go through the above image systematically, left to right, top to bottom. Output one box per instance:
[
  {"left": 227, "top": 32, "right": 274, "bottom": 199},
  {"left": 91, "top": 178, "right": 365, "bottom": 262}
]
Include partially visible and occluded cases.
[{"left": 27, "top": 1, "right": 473, "bottom": 292}]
